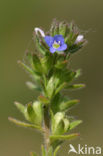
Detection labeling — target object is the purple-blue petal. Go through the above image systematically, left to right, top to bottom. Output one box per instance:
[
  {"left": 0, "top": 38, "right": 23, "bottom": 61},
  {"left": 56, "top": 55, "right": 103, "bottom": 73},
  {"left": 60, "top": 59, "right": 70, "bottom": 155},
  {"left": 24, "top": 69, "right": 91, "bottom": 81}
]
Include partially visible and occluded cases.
[
  {"left": 54, "top": 35, "right": 64, "bottom": 45},
  {"left": 44, "top": 36, "right": 54, "bottom": 47},
  {"left": 57, "top": 43, "right": 67, "bottom": 51},
  {"left": 50, "top": 47, "right": 56, "bottom": 53}
]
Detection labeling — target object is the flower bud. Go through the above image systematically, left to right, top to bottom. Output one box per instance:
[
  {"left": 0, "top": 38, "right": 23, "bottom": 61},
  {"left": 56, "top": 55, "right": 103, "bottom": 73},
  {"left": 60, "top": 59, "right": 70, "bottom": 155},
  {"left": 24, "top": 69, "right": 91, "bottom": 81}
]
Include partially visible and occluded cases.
[
  {"left": 35, "top": 27, "right": 45, "bottom": 37},
  {"left": 75, "top": 35, "right": 84, "bottom": 44}
]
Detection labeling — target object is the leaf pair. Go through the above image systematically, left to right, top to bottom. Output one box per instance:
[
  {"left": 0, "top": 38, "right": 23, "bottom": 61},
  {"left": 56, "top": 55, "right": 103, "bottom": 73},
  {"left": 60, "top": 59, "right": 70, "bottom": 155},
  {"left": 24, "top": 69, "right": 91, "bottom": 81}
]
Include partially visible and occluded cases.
[
  {"left": 46, "top": 69, "right": 76, "bottom": 99},
  {"left": 51, "top": 93, "right": 79, "bottom": 113},
  {"left": 15, "top": 101, "right": 43, "bottom": 126},
  {"left": 51, "top": 112, "right": 69, "bottom": 135}
]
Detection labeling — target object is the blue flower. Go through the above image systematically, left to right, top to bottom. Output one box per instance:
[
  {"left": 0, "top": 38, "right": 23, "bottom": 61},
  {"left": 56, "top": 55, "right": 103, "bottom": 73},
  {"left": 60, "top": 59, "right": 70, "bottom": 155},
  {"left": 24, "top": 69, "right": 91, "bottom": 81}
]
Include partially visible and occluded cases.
[{"left": 44, "top": 35, "right": 67, "bottom": 53}]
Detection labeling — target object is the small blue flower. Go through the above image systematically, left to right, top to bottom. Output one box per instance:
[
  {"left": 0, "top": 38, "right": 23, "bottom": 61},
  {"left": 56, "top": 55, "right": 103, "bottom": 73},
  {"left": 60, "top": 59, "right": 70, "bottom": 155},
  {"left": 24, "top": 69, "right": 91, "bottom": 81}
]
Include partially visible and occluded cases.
[{"left": 44, "top": 35, "right": 67, "bottom": 53}]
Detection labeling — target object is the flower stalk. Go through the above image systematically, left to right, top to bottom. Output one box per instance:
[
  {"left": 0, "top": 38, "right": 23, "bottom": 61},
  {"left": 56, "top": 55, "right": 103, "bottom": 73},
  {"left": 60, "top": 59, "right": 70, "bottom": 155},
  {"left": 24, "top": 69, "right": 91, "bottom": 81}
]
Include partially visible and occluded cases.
[{"left": 9, "top": 19, "right": 87, "bottom": 156}]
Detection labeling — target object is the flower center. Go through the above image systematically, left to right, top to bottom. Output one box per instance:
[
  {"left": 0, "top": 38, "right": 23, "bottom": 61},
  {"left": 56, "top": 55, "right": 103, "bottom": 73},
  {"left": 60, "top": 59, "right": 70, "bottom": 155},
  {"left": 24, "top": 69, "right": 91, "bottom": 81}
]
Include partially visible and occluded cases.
[{"left": 53, "top": 41, "right": 60, "bottom": 49}]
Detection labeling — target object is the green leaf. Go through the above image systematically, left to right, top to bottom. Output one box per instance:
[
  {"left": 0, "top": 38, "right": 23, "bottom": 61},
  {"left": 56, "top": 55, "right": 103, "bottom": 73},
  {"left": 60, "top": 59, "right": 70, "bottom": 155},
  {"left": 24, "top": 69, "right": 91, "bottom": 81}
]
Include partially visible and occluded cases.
[
  {"left": 50, "top": 19, "right": 56, "bottom": 36},
  {"left": 50, "top": 20, "right": 59, "bottom": 36},
  {"left": 59, "top": 21, "right": 67, "bottom": 37},
  {"left": 35, "top": 35, "right": 48, "bottom": 55},
  {"left": 26, "top": 52, "right": 33, "bottom": 63},
  {"left": 32, "top": 54, "right": 42, "bottom": 73},
  {"left": 41, "top": 54, "right": 53, "bottom": 74},
  {"left": 18, "top": 60, "right": 34, "bottom": 75},
  {"left": 18, "top": 60, "right": 41, "bottom": 81},
  {"left": 55, "top": 60, "right": 68, "bottom": 69},
  {"left": 53, "top": 69, "right": 76, "bottom": 87},
  {"left": 75, "top": 69, "right": 82, "bottom": 78},
  {"left": 66, "top": 71, "right": 76, "bottom": 82},
  {"left": 46, "top": 77, "right": 55, "bottom": 98},
  {"left": 26, "top": 81, "right": 42, "bottom": 92},
  {"left": 55, "top": 82, "right": 67, "bottom": 95},
  {"left": 67, "top": 84, "right": 85, "bottom": 90},
  {"left": 38, "top": 95, "right": 49, "bottom": 105},
  {"left": 59, "top": 99, "right": 79, "bottom": 111},
  {"left": 14, "top": 101, "right": 25, "bottom": 114},
  {"left": 14, "top": 101, "right": 29, "bottom": 120},
  {"left": 32, "top": 101, "right": 43, "bottom": 125},
  {"left": 27, "top": 103, "right": 36, "bottom": 123},
  {"left": 52, "top": 112, "right": 65, "bottom": 135},
  {"left": 8, "top": 117, "right": 42, "bottom": 131},
  {"left": 63, "top": 118, "right": 70, "bottom": 132},
  {"left": 69, "top": 120, "right": 82, "bottom": 130},
  {"left": 50, "top": 133, "right": 79, "bottom": 142},
  {"left": 41, "top": 145, "right": 46, "bottom": 156},
  {"left": 47, "top": 146, "right": 53, "bottom": 156},
  {"left": 53, "top": 146, "right": 60, "bottom": 156},
  {"left": 30, "top": 152, "right": 38, "bottom": 156}
]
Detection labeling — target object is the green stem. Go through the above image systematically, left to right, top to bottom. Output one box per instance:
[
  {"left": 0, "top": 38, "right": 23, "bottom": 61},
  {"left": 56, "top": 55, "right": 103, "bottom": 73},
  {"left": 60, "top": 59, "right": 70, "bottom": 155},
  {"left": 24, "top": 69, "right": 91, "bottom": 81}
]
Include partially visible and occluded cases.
[{"left": 43, "top": 106, "right": 50, "bottom": 152}]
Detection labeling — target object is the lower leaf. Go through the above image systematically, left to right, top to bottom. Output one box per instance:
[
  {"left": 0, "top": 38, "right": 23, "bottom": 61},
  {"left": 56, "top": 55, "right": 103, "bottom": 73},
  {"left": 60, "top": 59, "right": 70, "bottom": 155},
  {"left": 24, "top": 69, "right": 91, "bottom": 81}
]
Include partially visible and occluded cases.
[
  {"left": 8, "top": 117, "right": 42, "bottom": 131},
  {"left": 50, "top": 133, "right": 79, "bottom": 142}
]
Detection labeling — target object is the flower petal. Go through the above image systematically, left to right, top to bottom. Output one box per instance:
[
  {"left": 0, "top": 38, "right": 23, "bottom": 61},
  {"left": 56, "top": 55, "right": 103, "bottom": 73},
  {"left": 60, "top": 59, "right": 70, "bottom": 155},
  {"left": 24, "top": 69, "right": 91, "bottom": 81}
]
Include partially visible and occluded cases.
[
  {"left": 54, "top": 35, "right": 64, "bottom": 44},
  {"left": 44, "top": 36, "right": 54, "bottom": 47},
  {"left": 57, "top": 43, "right": 67, "bottom": 51},
  {"left": 50, "top": 47, "right": 56, "bottom": 53}
]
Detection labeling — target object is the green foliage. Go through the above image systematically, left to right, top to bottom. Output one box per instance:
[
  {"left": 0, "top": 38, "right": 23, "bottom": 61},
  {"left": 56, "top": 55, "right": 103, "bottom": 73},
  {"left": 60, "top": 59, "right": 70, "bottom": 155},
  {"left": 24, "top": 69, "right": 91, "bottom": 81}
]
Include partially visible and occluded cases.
[
  {"left": 9, "top": 19, "right": 87, "bottom": 156},
  {"left": 67, "top": 84, "right": 85, "bottom": 90},
  {"left": 15, "top": 101, "right": 43, "bottom": 126},
  {"left": 8, "top": 117, "right": 42, "bottom": 131},
  {"left": 69, "top": 120, "right": 83, "bottom": 130},
  {"left": 50, "top": 133, "right": 79, "bottom": 142},
  {"left": 41, "top": 145, "right": 46, "bottom": 156},
  {"left": 30, "top": 152, "right": 39, "bottom": 156}
]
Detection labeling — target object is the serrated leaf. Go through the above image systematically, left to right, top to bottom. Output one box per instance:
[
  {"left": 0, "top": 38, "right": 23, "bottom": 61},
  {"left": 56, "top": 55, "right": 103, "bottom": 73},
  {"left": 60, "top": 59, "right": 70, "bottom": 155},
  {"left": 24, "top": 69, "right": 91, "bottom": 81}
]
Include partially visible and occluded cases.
[
  {"left": 59, "top": 99, "right": 79, "bottom": 111},
  {"left": 8, "top": 117, "right": 42, "bottom": 131},
  {"left": 69, "top": 120, "right": 82, "bottom": 130},
  {"left": 50, "top": 133, "right": 79, "bottom": 142}
]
